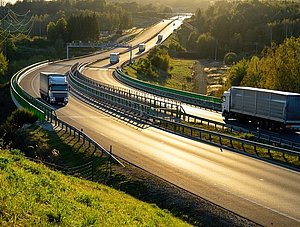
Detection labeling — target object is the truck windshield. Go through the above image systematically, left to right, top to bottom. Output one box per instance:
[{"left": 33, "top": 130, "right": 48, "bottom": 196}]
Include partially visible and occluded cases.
[{"left": 50, "top": 85, "right": 68, "bottom": 91}]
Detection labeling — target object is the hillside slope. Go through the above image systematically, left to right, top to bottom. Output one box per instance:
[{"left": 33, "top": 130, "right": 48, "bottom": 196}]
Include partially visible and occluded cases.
[{"left": 0, "top": 149, "right": 189, "bottom": 226}]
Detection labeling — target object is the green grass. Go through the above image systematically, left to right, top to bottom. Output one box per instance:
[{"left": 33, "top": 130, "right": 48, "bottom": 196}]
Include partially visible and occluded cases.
[
  {"left": 124, "top": 58, "right": 196, "bottom": 92},
  {"left": 168, "top": 59, "right": 195, "bottom": 91},
  {"left": 0, "top": 148, "right": 190, "bottom": 226}
]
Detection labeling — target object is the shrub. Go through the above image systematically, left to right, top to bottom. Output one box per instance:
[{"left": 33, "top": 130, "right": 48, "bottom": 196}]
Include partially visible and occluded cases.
[
  {"left": 224, "top": 52, "right": 238, "bottom": 65},
  {"left": 6, "top": 109, "right": 38, "bottom": 129}
]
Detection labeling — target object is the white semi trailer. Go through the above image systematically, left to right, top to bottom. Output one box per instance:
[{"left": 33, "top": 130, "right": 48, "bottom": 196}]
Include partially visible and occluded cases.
[
  {"left": 40, "top": 72, "right": 69, "bottom": 105},
  {"left": 222, "top": 86, "right": 300, "bottom": 130}
]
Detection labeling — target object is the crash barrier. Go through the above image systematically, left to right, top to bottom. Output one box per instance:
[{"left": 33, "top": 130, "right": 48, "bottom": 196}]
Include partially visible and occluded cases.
[
  {"left": 10, "top": 61, "right": 123, "bottom": 166},
  {"left": 10, "top": 61, "right": 52, "bottom": 120},
  {"left": 69, "top": 63, "right": 184, "bottom": 120},
  {"left": 114, "top": 69, "right": 222, "bottom": 111},
  {"left": 182, "top": 113, "right": 300, "bottom": 152},
  {"left": 150, "top": 116, "right": 300, "bottom": 169}
]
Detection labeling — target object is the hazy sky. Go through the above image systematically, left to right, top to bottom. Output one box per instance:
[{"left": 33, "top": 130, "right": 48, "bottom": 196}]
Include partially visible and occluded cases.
[{"left": 3, "top": 0, "right": 17, "bottom": 5}]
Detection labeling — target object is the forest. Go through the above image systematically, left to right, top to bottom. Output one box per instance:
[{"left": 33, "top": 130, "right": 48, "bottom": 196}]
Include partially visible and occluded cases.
[{"left": 179, "top": 0, "right": 300, "bottom": 59}]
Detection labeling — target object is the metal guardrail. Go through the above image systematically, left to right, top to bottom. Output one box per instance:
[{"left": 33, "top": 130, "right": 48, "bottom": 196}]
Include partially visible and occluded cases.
[
  {"left": 10, "top": 61, "right": 123, "bottom": 167},
  {"left": 10, "top": 61, "right": 52, "bottom": 120},
  {"left": 69, "top": 64, "right": 184, "bottom": 119},
  {"left": 114, "top": 69, "right": 222, "bottom": 111},
  {"left": 182, "top": 113, "right": 300, "bottom": 152},
  {"left": 52, "top": 115, "right": 124, "bottom": 167},
  {"left": 150, "top": 116, "right": 300, "bottom": 169}
]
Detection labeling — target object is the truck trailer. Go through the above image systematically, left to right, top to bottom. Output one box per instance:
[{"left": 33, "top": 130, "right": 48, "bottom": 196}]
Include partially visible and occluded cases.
[
  {"left": 40, "top": 72, "right": 69, "bottom": 105},
  {"left": 222, "top": 86, "right": 300, "bottom": 130}
]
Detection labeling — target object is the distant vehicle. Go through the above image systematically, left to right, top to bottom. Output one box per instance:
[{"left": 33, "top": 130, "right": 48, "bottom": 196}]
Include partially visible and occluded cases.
[
  {"left": 157, "top": 34, "right": 163, "bottom": 42},
  {"left": 138, "top": 43, "right": 145, "bottom": 52},
  {"left": 110, "top": 53, "right": 120, "bottom": 64},
  {"left": 40, "top": 72, "right": 69, "bottom": 105},
  {"left": 222, "top": 86, "right": 300, "bottom": 131}
]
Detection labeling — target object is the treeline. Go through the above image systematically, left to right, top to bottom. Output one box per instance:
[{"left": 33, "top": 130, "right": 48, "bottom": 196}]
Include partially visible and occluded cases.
[
  {"left": 6, "top": 0, "right": 132, "bottom": 38},
  {"left": 178, "top": 0, "right": 300, "bottom": 59},
  {"left": 225, "top": 37, "right": 300, "bottom": 93}
]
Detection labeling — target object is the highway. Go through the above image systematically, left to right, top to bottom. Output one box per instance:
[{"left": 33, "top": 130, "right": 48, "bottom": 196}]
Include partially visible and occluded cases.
[{"left": 19, "top": 18, "right": 300, "bottom": 226}]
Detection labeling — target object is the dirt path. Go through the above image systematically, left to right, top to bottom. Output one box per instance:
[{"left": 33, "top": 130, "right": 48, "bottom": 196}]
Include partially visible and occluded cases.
[{"left": 193, "top": 61, "right": 207, "bottom": 95}]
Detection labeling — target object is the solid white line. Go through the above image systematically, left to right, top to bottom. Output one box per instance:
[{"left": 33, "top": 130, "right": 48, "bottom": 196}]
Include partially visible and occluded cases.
[{"left": 31, "top": 72, "right": 40, "bottom": 97}]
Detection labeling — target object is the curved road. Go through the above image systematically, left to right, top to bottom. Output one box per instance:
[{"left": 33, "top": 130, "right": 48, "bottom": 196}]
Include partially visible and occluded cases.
[{"left": 20, "top": 18, "right": 300, "bottom": 226}]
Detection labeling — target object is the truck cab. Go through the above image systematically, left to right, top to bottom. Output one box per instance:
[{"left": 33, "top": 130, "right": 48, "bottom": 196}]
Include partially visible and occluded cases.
[
  {"left": 157, "top": 34, "right": 163, "bottom": 42},
  {"left": 138, "top": 43, "right": 145, "bottom": 52},
  {"left": 110, "top": 53, "right": 120, "bottom": 64},
  {"left": 40, "top": 72, "right": 69, "bottom": 105},
  {"left": 222, "top": 90, "right": 230, "bottom": 120}
]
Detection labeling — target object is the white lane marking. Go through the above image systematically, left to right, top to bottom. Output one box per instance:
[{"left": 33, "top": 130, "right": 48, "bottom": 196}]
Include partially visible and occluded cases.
[
  {"left": 31, "top": 72, "right": 40, "bottom": 97},
  {"left": 57, "top": 116, "right": 110, "bottom": 119},
  {"left": 219, "top": 183, "right": 300, "bottom": 223}
]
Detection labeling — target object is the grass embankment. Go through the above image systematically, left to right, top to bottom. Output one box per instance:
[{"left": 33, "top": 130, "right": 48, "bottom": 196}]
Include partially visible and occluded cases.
[
  {"left": 124, "top": 58, "right": 195, "bottom": 92},
  {"left": 0, "top": 148, "right": 189, "bottom": 226}
]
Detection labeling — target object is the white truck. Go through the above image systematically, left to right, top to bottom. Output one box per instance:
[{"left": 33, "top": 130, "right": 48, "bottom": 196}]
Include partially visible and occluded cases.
[
  {"left": 157, "top": 34, "right": 163, "bottom": 42},
  {"left": 138, "top": 43, "right": 145, "bottom": 52},
  {"left": 110, "top": 53, "right": 120, "bottom": 64},
  {"left": 40, "top": 72, "right": 69, "bottom": 105},
  {"left": 222, "top": 86, "right": 300, "bottom": 130}
]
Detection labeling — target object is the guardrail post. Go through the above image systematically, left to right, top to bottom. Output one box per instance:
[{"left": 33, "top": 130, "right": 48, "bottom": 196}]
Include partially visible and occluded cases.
[
  {"left": 230, "top": 140, "right": 234, "bottom": 148},
  {"left": 254, "top": 146, "right": 258, "bottom": 156},
  {"left": 268, "top": 149, "right": 273, "bottom": 159},
  {"left": 282, "top": 152, "right": 287, "bottom": 162},
  {"left": 91, "top": 160, "right": 94, "bottom": 181}
]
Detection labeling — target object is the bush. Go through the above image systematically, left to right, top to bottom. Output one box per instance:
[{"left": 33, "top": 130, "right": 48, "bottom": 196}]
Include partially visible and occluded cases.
[
  {"left": 224, "top": 52, "right": 238, "bottom": 65},
  {"left": 6, "top": 109, "right": 38, "bottom": 129}
]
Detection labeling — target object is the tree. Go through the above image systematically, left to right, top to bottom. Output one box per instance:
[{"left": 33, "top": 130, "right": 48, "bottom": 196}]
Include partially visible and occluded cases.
[
  {"left": 56, "top": 18, "right": 67, "bottom": 41},
  {"left": 47, "top": 21, "right": 57, "bottom": 43},
  {"left": 187, "top": 31, "right": 198, "bottom": 51},
  {"left": 196, "top": 33, "right": 217, "bottom": 59},
  {"left": 262, "top": 37, "right": 300, "bottom": 92},
  {"left": 0, "top": 52, "right": 8, "bottom": 81},
  {"left": 224, "top": 52, "right": 238, "bottom": 65},
  {"left": 241, "top": 56, "right": 262, "bottom": 87},
  {"left": 225, "top": 59, "right": 248, "bottom": 89}
]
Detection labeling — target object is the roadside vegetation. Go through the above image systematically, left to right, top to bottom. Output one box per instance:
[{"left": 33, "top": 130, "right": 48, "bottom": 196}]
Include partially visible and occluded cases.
[
  {"left": 225, "top": 37, "right": 300, "bottom": 93},
  {"left": 124, "top": 47, "right": 196, "bottom": 92},
  {"left": 0, "top": 148, "right": 190, "bottom": 226}
]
